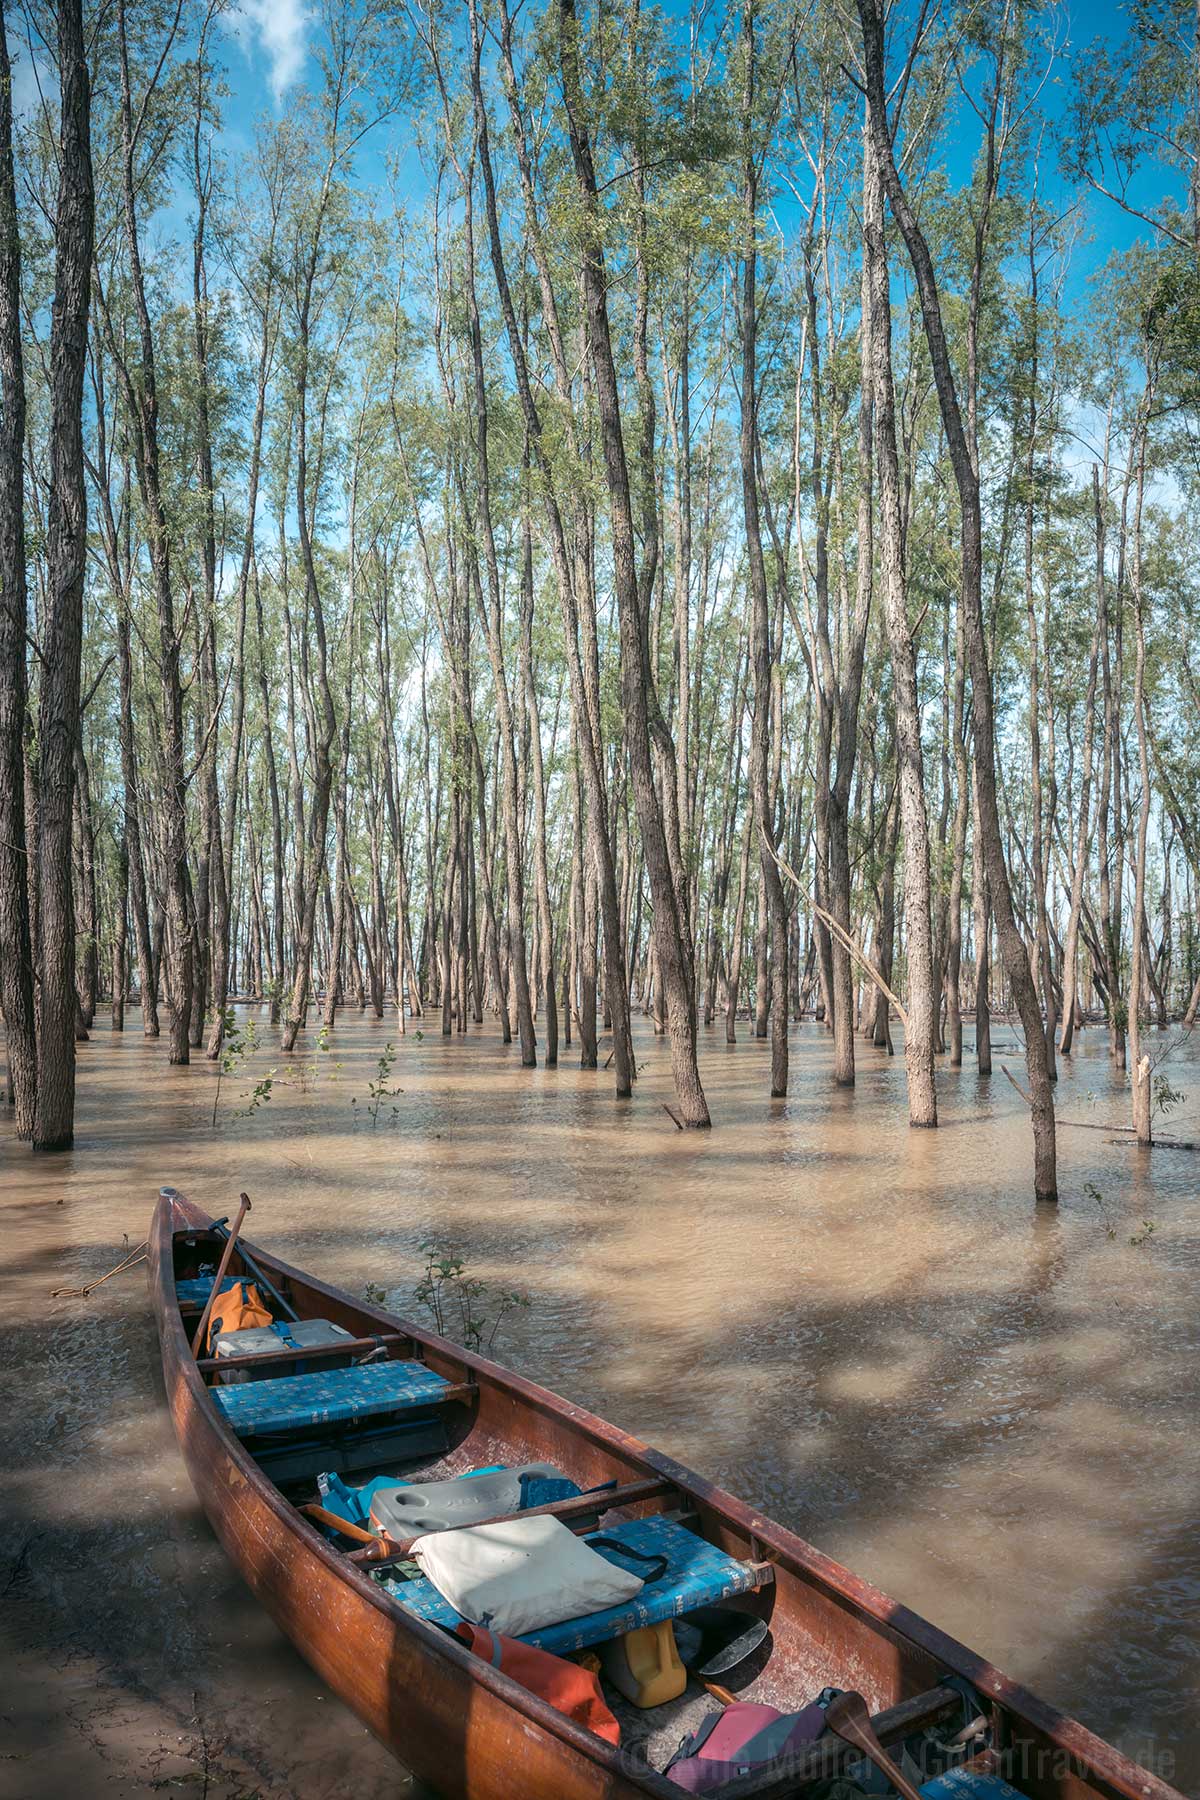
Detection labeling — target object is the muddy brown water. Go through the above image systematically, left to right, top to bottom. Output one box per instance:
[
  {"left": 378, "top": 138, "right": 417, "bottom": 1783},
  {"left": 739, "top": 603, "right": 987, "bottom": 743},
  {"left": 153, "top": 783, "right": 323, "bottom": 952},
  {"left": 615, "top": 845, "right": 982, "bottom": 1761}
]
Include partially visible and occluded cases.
[{"left": 1, "top": 1011, "right": 1197, "bottom": 1799}]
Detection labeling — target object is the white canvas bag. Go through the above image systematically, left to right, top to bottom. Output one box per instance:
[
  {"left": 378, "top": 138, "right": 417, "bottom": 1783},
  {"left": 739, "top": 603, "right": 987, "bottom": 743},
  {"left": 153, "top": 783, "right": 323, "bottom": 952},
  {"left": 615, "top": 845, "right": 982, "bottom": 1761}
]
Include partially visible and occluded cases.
[{"left": 410, "top": 1514, "right": 644, "bottom": 1637}]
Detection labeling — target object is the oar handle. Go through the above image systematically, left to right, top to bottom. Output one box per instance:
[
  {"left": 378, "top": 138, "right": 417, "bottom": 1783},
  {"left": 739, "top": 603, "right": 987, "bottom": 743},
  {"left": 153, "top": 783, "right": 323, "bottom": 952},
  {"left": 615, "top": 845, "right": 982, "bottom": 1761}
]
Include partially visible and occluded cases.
[
  {"left": 191, "top": 1193, "right": 252, "bottom": 1357},
  {"left": 212, "top": 1213, "right": 299, "bottom": 1323},
  {"left": 299, "top": 1503, "right": 402, "bottom": 1555},
  {"left": 824, "top": 1691, "right": 925, "bottom": 1800}
]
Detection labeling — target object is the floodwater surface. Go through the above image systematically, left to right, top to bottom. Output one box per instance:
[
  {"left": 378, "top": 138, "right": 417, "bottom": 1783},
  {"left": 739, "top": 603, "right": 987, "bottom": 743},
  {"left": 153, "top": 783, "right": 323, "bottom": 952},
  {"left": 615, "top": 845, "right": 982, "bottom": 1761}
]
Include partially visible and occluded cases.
[{"left": 1, "top": 1010, "right": 1198, "bottom": 1798}]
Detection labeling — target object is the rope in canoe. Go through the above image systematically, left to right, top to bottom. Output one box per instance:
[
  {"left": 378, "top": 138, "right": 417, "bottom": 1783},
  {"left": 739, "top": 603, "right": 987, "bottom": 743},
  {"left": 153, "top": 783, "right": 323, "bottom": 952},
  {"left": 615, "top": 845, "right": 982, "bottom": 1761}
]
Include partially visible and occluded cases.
[{"left": 51, "top": 1239, "right": 148, "bottom": 1299}]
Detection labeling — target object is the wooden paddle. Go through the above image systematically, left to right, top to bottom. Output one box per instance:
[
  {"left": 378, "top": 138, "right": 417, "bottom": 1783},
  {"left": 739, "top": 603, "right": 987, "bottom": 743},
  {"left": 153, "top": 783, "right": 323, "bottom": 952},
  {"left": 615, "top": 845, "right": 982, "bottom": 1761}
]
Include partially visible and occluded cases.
[
  {"left": 191, "top": 1193, "right": 252, "bottom": 1357},
  {"left": 211, "top": 1213, "right": 299, "bottom": 1323},
  {"left": 299, "top": 1503, "right": 403, "bottom": 1555},
  {"left": 824, "top": 1690, "right": 926, "bottom": 1800}
]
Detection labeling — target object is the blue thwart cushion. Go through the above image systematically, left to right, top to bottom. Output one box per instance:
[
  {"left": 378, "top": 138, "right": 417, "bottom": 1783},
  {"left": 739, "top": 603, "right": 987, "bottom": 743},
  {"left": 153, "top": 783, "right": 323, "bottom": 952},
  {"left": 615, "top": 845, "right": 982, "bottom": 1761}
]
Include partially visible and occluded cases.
[
  {"left": 176, "top": 1276, "right": 242, "bottom": 1305},
  {"left": 212, "top": 1360, "right": 453, "bottom": 1439},
  {"left": 377, "top": 1514, "right": 765, "bottom": 1655}
]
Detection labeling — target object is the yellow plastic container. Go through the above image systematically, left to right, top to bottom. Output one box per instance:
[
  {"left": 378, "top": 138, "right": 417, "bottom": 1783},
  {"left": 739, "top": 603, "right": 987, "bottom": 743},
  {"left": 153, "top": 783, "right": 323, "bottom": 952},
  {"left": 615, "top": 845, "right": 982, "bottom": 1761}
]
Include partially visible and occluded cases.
[{"left": 601, "top": 1618, "right": 687, "bottom": 1709}]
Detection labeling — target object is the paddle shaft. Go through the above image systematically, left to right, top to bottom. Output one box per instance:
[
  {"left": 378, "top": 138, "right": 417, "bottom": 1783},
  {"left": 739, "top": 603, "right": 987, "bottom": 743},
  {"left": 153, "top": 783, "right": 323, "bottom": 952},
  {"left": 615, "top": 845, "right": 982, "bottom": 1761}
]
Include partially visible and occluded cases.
[
  {"left": 191, "top": 1195, "right": 252, "bottom": 1356},
  {"left": 211, "top": 1213, "right": 299, "bottom": 1323},
  {"left": 345, "top": 1476, "right": 676, "bottom": 1567},
  {"left": 300, "top": 1503, "right": 403, "bottom": 1552},
  {"left": 824, "top": 1690, "right": 926, "bottom": 1800}
]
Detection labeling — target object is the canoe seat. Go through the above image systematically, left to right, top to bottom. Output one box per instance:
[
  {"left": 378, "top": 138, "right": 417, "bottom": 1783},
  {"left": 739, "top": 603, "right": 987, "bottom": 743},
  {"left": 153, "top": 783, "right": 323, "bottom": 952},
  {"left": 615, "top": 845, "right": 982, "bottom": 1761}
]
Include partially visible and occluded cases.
[
  {"left": 212, "top": 1360, "right": 456, "bottom": 1440},
  {"left": 377, "top": 1515, "right": 769, "bottom": 1657}
]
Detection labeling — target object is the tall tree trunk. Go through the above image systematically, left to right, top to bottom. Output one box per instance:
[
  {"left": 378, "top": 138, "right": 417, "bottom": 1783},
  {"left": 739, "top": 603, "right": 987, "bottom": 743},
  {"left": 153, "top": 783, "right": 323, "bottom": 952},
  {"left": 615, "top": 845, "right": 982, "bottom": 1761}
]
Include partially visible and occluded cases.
[
  {"left": 33, "top": 0, "right": 94, "bottom": 1149},
  {"left": 117, "top": 0, "right": 192, "bottom": 1065},
  {"left": 475, "top": 0, "right": 633, "bottom": 1097},
  {"left": 558, "top": 0, "right": 709, "bottom": 1126},
  {"left": 740, "top": 0, "right": 789, "bottom": 1100},
  {"left": 860, "top": 0, "right": 1056, "bottom": 1198},
  {"left": 0, "top": 6, "right": 37, "bottom": 1135},
  {"left": 203, "top": 25, "right": 264, "bottom": 1059},
  {"left": 454, "top": 116, "right": 536, "bottom": 1065},
  {"left": 862, "top": 127, "right": 937, "bottom": 1127},
  {"left": 826, "top": 130, "right": 876, "bottom": 1087},
  {"left": 1022, "top": 247, "right": 1057, "bottom": 1081},
  {"left": 280, "top": 263, "right": 338, "bottom": 1053},
  {"left": 1127, "top": 389, "right": 1154, "bottom": 1143},
  {"left": 519, "top": 459, "right": 558, "bottom": 1066},
  {"left": 1059, "top": 469, "right": 1105, "bottom": 1056},
  {"left": 254, "top": 561, "right": 286, "bottom": 1024},
  {"left": 116, "top": 594, "right": 158, "bottom": 1035},
  {"left": 946, "top": 595, "right": 969, "bottom": 1068},
  {"left": 74, "top": 738, "right": 98, "bottom": 1027},
  {"left": 972, "top": 782, "right": 992, "bottom": 1073},
  {"left": 726, "top": 803, "right": 753, "bottom": 1044},
  {"left": 111, "top": 818, "right": 128, "bottom": 1033}
]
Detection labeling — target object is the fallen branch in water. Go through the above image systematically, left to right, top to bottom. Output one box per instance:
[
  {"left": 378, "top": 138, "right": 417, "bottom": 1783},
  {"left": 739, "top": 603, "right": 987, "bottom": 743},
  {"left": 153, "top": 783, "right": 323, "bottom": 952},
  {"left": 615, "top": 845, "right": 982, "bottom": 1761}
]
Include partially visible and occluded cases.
[
  {"left": 763, "top": 832, "right": 908, "bottom": 1027},
  {"left": 1001, "top": 1065, "right": 1197, "bottom": 1149},
  {"left": 1106, "top": 1136, "right": 1198, "bottom": 1151}
]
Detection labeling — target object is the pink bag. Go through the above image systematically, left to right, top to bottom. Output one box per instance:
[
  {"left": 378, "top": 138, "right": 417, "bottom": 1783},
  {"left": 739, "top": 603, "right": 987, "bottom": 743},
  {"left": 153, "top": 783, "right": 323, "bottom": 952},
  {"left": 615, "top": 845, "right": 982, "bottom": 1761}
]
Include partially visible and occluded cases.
[{"left": 666, "top": 1699, "right": 827, "bottom": 1793}]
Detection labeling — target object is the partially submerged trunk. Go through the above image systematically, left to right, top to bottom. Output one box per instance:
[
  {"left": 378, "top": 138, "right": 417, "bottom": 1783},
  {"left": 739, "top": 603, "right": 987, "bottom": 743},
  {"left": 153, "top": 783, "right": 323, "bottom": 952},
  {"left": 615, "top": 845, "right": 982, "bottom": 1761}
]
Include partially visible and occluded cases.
[
  {"left": 33, "top": 0, "right": 94, "bottom": 1150},
  {"left": 116, "top": 0, "right": 192, "bottom": 1066},
  {"left": 860, "top": 0, "right": 1056, "bottom": 1197},
  {"left": 740, "top": 1, "right": 789, "bottom": 1099},
  {"left": 0, "top": 7, "right": 37, "bottom": 1136},
  {"left": 861, "top": 127, "right": 937, "bottom": 1128},
  {"left": 1127, "top": 390, "right": 1154, "bottom": 1145},
  {"left": 1059, "top": 469, "right": 1106, "bottom": 1057}
]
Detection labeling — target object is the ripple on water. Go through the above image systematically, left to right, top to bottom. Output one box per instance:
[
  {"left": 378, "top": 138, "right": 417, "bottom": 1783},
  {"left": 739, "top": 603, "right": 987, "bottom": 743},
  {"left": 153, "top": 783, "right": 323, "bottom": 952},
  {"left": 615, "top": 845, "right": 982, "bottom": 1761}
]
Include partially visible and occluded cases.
[{"left": 1, "top": 1011, "right": 1197, "bottom": 1794}]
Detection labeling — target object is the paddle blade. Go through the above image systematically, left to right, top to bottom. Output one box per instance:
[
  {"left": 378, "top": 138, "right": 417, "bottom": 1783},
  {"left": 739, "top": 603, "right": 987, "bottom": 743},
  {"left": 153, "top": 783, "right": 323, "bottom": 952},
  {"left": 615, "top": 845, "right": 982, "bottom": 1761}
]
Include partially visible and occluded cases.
[{"left": 698, "top": 1619, "right": 768, "bottom": 1677}]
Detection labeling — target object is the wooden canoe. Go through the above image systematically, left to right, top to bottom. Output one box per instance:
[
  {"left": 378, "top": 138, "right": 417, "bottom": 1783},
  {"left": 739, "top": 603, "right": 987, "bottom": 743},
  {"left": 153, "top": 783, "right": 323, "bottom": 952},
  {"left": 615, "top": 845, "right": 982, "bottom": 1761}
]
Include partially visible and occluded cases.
[{"left": 149, "top": 1186, "right": 1182, "bottom": 1800}]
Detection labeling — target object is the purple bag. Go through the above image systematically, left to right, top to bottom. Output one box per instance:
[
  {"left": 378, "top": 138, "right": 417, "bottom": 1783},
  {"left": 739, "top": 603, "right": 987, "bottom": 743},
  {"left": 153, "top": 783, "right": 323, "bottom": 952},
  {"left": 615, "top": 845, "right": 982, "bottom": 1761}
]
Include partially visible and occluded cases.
[{"left": 666, "top": 1699, "right": 828, "bottom": 1793}]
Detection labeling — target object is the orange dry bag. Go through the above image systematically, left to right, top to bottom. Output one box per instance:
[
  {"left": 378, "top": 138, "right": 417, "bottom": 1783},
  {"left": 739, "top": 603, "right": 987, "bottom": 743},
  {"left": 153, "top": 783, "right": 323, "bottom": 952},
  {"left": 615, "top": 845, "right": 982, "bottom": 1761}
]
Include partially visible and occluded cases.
[
  {"left": 205, "top": 1279, "right": 273, "bottom": 1353},
  {"left": 455, "top": 1621, "right": 621, "bottom": 1746}
]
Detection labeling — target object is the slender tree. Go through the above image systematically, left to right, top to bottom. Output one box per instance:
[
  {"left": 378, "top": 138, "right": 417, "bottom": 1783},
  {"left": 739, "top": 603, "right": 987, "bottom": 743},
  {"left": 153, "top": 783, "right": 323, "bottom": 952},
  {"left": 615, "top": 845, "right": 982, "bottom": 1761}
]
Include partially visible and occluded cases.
[{"left": 33, "top": 0, "right": 94, "bottom": 1150}]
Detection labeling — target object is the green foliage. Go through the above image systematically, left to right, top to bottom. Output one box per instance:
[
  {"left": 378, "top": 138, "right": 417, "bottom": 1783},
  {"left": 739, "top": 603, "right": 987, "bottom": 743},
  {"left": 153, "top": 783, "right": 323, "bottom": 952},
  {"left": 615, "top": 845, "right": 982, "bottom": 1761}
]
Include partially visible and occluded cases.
[
  {"left": 1143, "top": 253, "right": 1200, "bottom": 413},
  {"left": 211, "top": 1010, "right": 259, "bottom": 1128},
  {"left": 281, "top": 1024, "right": 335, "bottom": 1094},
  {"left": 352, "top": 1042, "right": 402, "bottom": 1128},
  {"left": 235, "top": 1072, "right": 275, "bottom": 1120},
  {"left": 1153, "top": 1073, "right": 1185, "bottom": 1120},
  {"left": 1085, "top": 1182, "right": 1118, "bottom": 1239},
  {"left": 1087, "top": 1182, "right": 1157, "bottom": 1248},
  {"left": 413, "top": 1240, "right": 530, "bottom": 1355}
]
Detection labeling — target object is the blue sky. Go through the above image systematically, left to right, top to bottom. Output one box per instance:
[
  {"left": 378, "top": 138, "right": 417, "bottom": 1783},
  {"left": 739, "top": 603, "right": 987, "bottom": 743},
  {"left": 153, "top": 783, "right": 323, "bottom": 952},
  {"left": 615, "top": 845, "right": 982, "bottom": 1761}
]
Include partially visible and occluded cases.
[
  {"left": 8, "top": 0, "right": 1176, "bottom": 352},
  {"left": 212, "top": 0, "right": 1174, "bottom": 301}
]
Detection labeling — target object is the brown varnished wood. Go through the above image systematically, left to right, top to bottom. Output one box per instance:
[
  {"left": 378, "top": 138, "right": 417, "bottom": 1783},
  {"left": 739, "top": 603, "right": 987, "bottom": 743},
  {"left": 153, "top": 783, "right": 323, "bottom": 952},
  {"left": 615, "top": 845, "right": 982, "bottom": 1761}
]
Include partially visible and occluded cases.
[
  {"left": 151, "top": 1188, "right": 1186, "bottom": 1800},
  {"left": 196, "top": 1330, "right": 412, "bottom": 1374},
  {"left": 346, "top": 1476, "right": 678, "bottom": 1566}
]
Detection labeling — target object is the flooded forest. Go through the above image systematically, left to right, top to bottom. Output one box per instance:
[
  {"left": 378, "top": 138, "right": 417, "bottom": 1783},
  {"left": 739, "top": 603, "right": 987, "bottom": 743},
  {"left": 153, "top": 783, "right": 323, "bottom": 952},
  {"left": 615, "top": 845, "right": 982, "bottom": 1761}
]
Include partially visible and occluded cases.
[{"left": 2, "top": 0, "right": 1199, "bottom": 1795}]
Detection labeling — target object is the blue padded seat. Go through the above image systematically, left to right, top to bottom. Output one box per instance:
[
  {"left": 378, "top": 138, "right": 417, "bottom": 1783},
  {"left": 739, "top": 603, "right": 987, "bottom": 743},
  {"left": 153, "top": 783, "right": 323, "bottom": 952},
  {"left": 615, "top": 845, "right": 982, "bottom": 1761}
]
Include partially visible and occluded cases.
[
  {"left": 176, "top": 1275, "right": 242, "bottom": 1305},
  {"left": 213, "top": 1360, "right": 453, "bottom": 1439},
  {"left": 376, "top": 1514, "right": 765, "bottom": 1656},
  {"left": 922, "top": 1774, "right": 1026, "bottom": 1800}
]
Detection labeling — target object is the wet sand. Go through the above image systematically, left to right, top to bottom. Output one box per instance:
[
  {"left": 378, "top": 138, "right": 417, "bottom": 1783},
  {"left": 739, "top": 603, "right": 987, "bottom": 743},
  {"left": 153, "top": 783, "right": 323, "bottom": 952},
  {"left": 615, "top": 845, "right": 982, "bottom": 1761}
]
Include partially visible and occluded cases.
[{"left": 1, "top": 1011, "right": 1197, "bottom": 1798}]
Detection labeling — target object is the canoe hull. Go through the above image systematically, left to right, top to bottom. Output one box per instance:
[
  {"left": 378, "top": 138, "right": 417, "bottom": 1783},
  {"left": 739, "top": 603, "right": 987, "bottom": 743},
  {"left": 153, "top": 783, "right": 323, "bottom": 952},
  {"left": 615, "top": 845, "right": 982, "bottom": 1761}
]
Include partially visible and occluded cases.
[{"left": 149, "top": 1188, "right": 1184, "bottom": 1800}]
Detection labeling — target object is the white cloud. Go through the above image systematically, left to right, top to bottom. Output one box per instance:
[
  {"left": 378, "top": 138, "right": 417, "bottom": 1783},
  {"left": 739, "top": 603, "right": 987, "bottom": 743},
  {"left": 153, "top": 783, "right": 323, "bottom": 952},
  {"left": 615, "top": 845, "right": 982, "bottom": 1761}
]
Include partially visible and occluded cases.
[{"left": 235, "top": 0, "right": 311, "bottom": 103}]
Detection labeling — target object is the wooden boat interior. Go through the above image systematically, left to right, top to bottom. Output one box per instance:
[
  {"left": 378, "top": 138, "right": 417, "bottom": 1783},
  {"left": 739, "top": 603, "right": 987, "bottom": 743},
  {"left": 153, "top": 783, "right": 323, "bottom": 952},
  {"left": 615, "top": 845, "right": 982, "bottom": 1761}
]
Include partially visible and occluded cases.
[{"left": 167, "top": 1212, "right": 1170, "bottom": 1800}]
